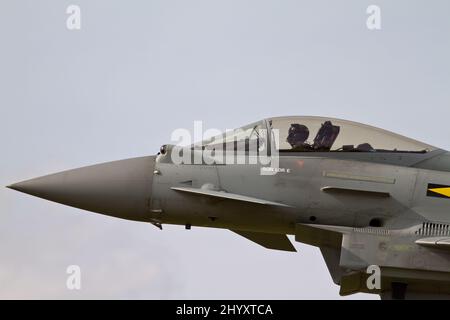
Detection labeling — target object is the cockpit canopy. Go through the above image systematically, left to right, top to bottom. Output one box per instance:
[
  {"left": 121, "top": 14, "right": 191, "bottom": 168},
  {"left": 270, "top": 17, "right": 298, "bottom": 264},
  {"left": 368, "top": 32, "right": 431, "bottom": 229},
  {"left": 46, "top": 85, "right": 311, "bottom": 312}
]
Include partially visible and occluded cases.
[
  {"left": 199, "top": 116, "right": 436, "bottom": 154},
  {"left": 270, "top": 116, "right": 436, "bottom": 153}
]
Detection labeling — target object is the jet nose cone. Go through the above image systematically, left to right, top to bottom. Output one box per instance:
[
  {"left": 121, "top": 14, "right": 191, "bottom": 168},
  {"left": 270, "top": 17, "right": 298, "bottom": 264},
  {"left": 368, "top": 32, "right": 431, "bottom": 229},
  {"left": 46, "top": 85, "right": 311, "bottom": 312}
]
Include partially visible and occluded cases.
[{"left": 8, "top": 156, "right": 156, "bottom": 221}]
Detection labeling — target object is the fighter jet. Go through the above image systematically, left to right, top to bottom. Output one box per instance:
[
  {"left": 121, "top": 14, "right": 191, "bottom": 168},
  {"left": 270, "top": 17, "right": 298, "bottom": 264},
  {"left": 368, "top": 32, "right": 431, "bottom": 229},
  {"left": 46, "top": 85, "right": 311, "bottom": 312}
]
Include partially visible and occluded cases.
[{"left": 7, "top": 116, "right": 450, "bottom": 299}]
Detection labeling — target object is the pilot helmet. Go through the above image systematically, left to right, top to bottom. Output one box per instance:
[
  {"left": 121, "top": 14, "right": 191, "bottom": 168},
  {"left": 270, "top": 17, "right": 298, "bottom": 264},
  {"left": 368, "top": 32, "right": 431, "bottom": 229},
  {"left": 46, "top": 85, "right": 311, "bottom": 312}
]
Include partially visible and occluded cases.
[{"left": 287, "top": 123, "right": 309, "bottom": 148}]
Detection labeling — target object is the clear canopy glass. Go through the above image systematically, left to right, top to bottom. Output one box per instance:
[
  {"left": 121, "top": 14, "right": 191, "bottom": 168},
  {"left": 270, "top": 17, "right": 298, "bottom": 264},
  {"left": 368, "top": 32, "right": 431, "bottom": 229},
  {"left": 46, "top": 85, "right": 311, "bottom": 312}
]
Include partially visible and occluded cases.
[
  {"left": 196, "top": 116, "right": 436, "bottom": 154},
  {"left": 268, "top": 116, "right": 436, "bottom": 153},
  {"left": 198, "top": 120, "right": 267, "bottom": 154}
]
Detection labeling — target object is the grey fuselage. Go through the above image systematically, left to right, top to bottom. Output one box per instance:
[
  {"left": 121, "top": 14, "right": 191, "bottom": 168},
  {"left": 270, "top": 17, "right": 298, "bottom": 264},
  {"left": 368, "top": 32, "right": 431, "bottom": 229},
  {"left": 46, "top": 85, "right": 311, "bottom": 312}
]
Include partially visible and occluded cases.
[
  {"left": 149, "top": 148, "right": 450, "bottom": 298},
  {"left": 150, "top": 149, "right": 450, "bottom": 232}
]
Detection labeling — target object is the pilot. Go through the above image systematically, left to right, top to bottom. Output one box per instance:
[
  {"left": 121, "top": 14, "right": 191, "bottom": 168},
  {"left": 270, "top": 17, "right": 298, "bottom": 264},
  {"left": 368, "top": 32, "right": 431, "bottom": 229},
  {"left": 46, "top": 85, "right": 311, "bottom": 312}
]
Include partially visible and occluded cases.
[{"left": 286, "top": 124, "right": 310, "bottom": 150}]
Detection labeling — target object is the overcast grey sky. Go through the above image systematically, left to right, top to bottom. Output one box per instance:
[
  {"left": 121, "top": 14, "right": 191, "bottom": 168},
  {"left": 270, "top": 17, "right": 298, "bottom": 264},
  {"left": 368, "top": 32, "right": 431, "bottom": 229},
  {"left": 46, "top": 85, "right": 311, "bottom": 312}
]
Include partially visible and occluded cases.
[{"left": 1, "top": 0, "right": 450, "bottom": 299}]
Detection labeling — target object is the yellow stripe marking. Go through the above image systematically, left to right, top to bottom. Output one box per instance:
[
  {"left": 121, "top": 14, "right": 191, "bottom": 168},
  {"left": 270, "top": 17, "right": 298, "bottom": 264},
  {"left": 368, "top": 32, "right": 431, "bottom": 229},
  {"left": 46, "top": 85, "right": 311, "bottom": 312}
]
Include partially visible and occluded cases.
[{"left": 429, "top": 187, "right": 450, "bottom": 198}]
